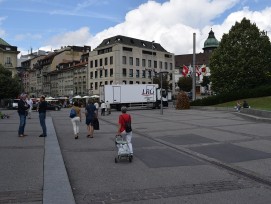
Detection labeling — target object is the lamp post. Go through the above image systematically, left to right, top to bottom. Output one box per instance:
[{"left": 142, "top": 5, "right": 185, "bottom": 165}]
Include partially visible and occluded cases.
[
  {"left": 151, "top": 40, "right": 155, "bottom": 84},
  {"left": 159, "top": 71, "right": 168, "bottom": 115}
]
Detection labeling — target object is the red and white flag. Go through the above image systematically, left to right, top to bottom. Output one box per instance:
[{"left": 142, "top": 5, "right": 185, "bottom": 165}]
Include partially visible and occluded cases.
[
  {"left": 200, "top": 64, "right": 207, "bottom": 75},
  {"left": 182, "top": 65, "right": 189, "bottom": 77},
  {"left": 196, "top": 65, "right": 201, "bottom": 76}
]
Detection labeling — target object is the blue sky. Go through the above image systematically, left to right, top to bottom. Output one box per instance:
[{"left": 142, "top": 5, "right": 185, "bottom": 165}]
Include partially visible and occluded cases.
[{"left": 1, "top": 0, "right": 271, "bottom": 56}]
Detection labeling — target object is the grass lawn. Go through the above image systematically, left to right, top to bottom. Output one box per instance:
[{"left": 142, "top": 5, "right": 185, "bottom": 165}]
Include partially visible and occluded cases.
[{"left": 213, "top": 96, "right": 271, "bottom": 111}]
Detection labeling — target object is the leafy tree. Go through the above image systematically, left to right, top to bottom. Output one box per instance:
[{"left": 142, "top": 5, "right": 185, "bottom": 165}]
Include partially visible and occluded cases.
[
  {"left": 210, "top": 18, "right": 271, "bottom": 93},
  {"left": 0, "top": 64, "right": 22, "bottom": 99},
  {"left": 153, "top": 74, "right": 169, "bottom": 90},
  {"left": 177, "top": 76, "right": 192, "bottom": 92},
  {"left": 200, "top": 76, "right": 210, "bottom": 88}
]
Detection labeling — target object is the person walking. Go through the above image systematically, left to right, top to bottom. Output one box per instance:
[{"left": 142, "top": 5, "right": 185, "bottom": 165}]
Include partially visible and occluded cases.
[
  {"left": 17, "top": 93, "right": 30, "bottom": 137},
  {"left": 37, "top": 95, "right": 47, "bottom": 137},
  {"left": 26, "top": 96, "right": 33, "bottom": 119},
  {"left": 85, "top": 99, "right": 96, "bottom": 138},
  {"left": 94, "top": 100, "right": 99, "bottom": 116},
  {"left": 100, "top": 100, "right": 106, "bottom": 116},
  {"left": 106, "top": 100, "right": 111, "bottom": 115},
  {"left": 70, "top": 101, "right": 81, "bottom": 139},
  {"left": 117, "top": 106, "right": 133, "bottom": 156}
]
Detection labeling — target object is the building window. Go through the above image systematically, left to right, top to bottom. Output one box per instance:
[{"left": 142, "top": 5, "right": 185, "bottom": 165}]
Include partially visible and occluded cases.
[
  {"left": 110, "top": 56, "right": 113, "bottom": 64},
  {"left": 122, "top": 56, "right": 126, "bottom": 64},
  {"left": 105, "top": 57, "right": 108, "bottom": 66},
  {"left": 129, "top": 57, "right": 133, "bottom": 65},
  {"left": 100, "top": 58, "right": 103, "bottom": 67},
  {"left": 136, "top": 58, "right": 140, "bottom": 66},
  {"left": 142, "top": 59, "right": 146, "bottom": 67},
  {"left": 90, "top": 60, "right": 93, "bottom": 68},
  {"left": 95, "top": 60, "right": 98, "bottom": 67},
  {"left": 148, "top": 60, "right": 151, "bottom": 68},
  {"left": 154, "top": 60, "right": 157, "bottom": 68},
  {"left": 159, "top": 61, "right": 163, "bottom": 69},
  {"left": 165, "top": 62, "right": 168, "bottom": 70},
  {"left": 170, "top": 63, "right": 173, "bottom": 70},
  {"left": 110, "top": 68, "right": 113, "bottom": 77},
  {"left": 122, "top": 68, "right": 127, "bottom": 77},
  {"left": 105, "top": 69, "right": 108, "bottom": 77},
  {"left": 129, "top": 69, "right": 133, "bottom": 77},
  {"left": 100, "top": 70, "right": 103, "bottom": 78},
  {"left": 136, "top": 70, "right": 139, "bottom": 78},
  {"left": 142, "top": 70, "right": 146, "bottom": 78},
  {"left": 148, "top": 70, "right": 151, "bottom": 78},
  {"left": 95, "top": 71, "right": 98, "bottom": 78},
  {"left": 90, "top": 72, "right": 93, "bottom": 79},
  {"left": 123, "top": 80, "right": 126, "bottom": 84},
  {"left": 105, "top": 81, "right": 108, "bottom": 85},
  {"left": 129, "top": 81, "right": 133, "bottom": 84},
  {"left": 95, "top": 82, "right": 98, "bottom": 90}
]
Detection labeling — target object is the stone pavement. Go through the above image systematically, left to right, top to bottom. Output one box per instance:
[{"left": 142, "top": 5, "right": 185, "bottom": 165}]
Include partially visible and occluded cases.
[{"left": 1, "top": 106, "right": 271, "bottom": 204}]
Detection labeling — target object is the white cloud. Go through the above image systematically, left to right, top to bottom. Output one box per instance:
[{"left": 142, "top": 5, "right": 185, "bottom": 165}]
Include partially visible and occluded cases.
[
  {"left": 37, "top": 0, "right": 271, "bottom": 56},
  {"left": 39, "top": 27, "right": 93, "bottom": 51}
]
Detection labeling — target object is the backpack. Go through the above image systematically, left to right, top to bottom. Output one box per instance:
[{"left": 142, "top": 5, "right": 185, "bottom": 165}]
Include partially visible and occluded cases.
[
  {"left": 69, "top": 108, "right": 76, "bottom": 118},
  {"left": 121, "top": 115, "right": 132, "bottom": 133}
]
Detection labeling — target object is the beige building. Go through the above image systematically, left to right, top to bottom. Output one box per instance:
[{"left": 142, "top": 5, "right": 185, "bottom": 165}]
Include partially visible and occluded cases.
[
  {"left": 87, "top": 35, "right": 175, "bottom": 95},
  {"left": 0, "top": 38, "right": 20, "bottom": 76},
  {"left": 21, "top": 46, "right": 90, "bottom": 97}
]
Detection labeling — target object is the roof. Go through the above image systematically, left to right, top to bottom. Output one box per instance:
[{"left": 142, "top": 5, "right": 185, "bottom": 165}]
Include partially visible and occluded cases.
[
  {"left": 203, "top": 29, "right": 219, "bottom": 49},
  {"left": 94, "top": 35, "right": 168, "bottom": 52},
  {"left": 0, "top": 38, "right": 10, "bottom": 46},
  {"left": 175, "top": 52, "right": 212, "bottom": 67}
]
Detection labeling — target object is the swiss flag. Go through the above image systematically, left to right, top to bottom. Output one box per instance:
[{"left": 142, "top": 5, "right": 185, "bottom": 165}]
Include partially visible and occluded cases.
[
  {"left": 200, "top": 64, "right": 207, "bottom": 75},
  {"left": 182, "top": 65, "right": 189, "bottom": 77},
  {"left": 196, "top": 66, "right": 201, "bottom": 76}
]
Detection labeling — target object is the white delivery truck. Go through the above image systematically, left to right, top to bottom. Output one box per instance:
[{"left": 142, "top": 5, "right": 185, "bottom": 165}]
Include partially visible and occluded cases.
[{"left": 100, "top": 84, "right": 170, "bottom": 110}]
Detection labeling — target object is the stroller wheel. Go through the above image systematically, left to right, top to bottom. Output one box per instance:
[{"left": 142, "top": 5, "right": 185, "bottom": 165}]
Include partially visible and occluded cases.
[
  {"left": 129, "top": 156, "right": 133, "bottom": 162},
  {"left": 115, "top": 158, "right": 118, "bottom": 163}
]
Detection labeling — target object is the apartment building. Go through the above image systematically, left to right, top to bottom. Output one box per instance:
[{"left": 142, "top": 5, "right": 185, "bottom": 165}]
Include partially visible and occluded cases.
[
  {"left": 87, "top": 35, "right": 175, "bottom": 95},
  {"left": 0, "top": 38, "right": 20, "bottom": 77},
  {"left": 21, "top": 45, "right": 90, "bottom": 97}
]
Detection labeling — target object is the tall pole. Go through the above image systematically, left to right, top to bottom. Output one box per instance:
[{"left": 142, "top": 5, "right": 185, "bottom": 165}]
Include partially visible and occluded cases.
[
  {"left": 192, "top": 33, "right": 196, "bottom": 101},
  {"left": 151, "top": 41, "right": 154, "bottom": 84},
  {"left": 160, "top": 72, "right": 163, "bottom": 115}
]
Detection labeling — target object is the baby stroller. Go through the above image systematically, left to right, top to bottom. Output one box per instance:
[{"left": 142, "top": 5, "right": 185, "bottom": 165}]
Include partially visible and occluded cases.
[{"left": 115, "top": 135, "right": 133, "bottom": 163}]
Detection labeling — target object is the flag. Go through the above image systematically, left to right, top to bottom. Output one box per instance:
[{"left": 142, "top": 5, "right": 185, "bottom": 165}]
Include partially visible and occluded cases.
[
  {"left": 200, "top": 64, "right": 207, "bottom": 75},
  {"left": 182, "top": 65, "right": 189, "bottom": 77},
  {"left": 188, "top": 65, "right": 193, "bottom": 76},
  {"left": 196, "top": 65, "right": 201, "bottom": 76}
]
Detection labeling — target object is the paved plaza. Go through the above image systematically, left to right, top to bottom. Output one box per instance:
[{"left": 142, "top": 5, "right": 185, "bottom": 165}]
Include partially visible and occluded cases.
[{"left": 1, "top": 106, "right": 271, "bottom": 204}]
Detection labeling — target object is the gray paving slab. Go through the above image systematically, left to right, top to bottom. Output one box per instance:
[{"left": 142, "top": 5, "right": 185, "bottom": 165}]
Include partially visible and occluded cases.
[
  {"left": 43, "top": 117, "right": 75, "bottom": 204},
  {"left": 190, "top": 143, "right": 271, "bottom": 163}
]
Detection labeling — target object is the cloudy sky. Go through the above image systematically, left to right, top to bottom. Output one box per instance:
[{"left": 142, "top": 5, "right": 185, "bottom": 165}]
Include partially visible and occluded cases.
[{"left": 1, "top": 0, "right": 271, "bottom": 56}]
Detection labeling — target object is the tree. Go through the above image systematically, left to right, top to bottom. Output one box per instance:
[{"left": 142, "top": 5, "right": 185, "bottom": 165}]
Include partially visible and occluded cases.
[
  {"left": 210, "top": 18, "right": 271, "bottom": 93},
  {"left": 0, "top": 64, "right": 22, "bottom": 99},
  {"left": 153, "top": 74, "right": 169, "bottom": 90},
  {"left": 177, "top": 76, "right": 192, "bottom": 92},
  {"left": 200, "top": 76, "right": 210, "bottom": 88}
]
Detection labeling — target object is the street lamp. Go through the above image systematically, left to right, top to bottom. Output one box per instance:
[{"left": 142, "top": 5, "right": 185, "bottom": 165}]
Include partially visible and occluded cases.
[
  {"left": 151, "top": 40, "right": 155, "bottom": 84},
  {"left": 159, "top": 71, "right": 168, "bottom": 115}
]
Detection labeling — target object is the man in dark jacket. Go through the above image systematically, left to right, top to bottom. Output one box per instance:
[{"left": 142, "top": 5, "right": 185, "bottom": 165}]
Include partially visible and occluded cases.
[
  {"left": 17, "top": 94, "right": 30, "bottom": 137},
  {"left": 37, "top": 95, "right": 47, "bottom": 137}
]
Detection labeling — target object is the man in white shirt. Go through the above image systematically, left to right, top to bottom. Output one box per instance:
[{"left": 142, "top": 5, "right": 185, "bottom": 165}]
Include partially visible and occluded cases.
[
  {"left": 26, "top": 96, "right": 33, "bottom": 119},
  {"left": 106, "top": 100, "right": 111, "bottom": 115},
  {"left": 94, "top": 101, "right": 99, "bottom": 116},
  {"left": 100, "top": 101, "right": 106, "bottom": 116}
]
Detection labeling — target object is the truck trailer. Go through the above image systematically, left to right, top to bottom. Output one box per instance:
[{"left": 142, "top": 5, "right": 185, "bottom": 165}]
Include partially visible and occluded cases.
[{"left": 100, "top": 84, "right": 170, "bottom": 110}]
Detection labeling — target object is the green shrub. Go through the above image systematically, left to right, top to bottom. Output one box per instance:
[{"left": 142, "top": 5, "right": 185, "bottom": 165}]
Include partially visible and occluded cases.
[{"left": 191, "top": 84, "right": 271, "bottom": 106}]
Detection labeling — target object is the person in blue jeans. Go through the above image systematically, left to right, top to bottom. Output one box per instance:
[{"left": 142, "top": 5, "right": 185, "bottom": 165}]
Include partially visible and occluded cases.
[
  {"left": 17, "top": 93, "right": 30, "bottom": 137},
  {"left": 37, "top": 95, "right": 47, "bottom": 137}
]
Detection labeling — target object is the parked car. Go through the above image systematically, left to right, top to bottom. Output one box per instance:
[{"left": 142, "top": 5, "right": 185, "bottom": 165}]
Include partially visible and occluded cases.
[
  {"left": 7, "top": 99, "right": 20, "bottom": 109},
  {"left": 33, "top": 103, "right": 61, "bottom": 111}
]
